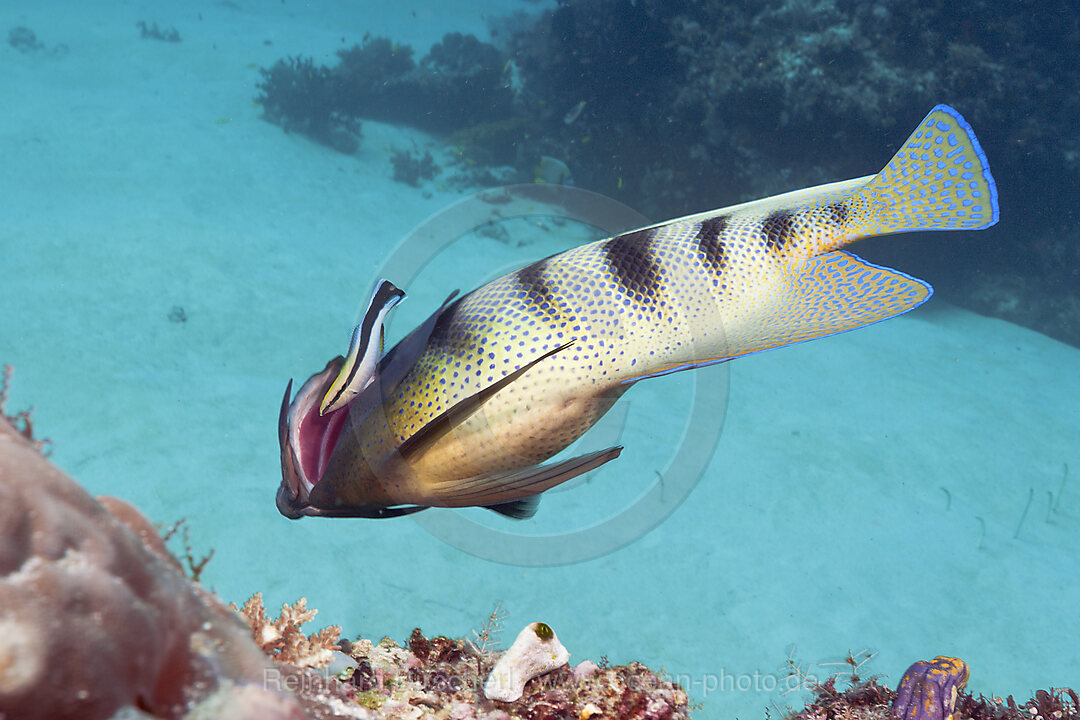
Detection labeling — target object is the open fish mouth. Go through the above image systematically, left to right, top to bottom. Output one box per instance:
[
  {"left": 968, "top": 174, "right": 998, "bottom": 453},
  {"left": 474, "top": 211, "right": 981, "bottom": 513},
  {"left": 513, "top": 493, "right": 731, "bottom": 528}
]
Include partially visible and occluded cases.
[{"left": 276, "top": 357, "right": 348, "bottom": 518}]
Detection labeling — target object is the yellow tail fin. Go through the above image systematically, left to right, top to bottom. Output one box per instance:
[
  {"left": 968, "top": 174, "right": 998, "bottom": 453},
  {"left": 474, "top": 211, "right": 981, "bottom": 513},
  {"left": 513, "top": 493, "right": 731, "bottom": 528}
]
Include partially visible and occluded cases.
[{"left": 851, "top": 104, "right": 999, "bottom": 238}]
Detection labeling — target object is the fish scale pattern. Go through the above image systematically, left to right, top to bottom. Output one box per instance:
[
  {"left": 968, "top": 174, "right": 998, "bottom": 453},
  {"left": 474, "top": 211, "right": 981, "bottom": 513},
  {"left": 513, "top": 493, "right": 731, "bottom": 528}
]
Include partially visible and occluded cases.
[{"left": 385, "top": 210, "right": 827, "bottom": 444}]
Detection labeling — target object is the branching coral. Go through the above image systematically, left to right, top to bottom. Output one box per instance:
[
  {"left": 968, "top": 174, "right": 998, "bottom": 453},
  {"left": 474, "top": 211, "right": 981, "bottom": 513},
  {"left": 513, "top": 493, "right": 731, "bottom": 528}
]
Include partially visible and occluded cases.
[
  {"left": 160, "top": 517, "right": 216, "bottom": 582},
  {"left": 234, "top": 593, "right": 342, "bottom": 670}
]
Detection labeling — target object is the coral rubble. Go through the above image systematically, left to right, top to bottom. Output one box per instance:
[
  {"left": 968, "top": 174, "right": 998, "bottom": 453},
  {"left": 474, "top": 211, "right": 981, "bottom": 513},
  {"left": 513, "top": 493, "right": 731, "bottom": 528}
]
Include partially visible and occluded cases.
[
  {"left": 0, "top": 411, "right": 691, "bottom": 719},
  {"left": 232, "top": 602, "right": 691, "bottom": 718},
  {"left": 319, "top": 629, "right": 691, "bottom": 719},
  {"left": 785, "top": 669, "right": 1079, "bottom": 720}
]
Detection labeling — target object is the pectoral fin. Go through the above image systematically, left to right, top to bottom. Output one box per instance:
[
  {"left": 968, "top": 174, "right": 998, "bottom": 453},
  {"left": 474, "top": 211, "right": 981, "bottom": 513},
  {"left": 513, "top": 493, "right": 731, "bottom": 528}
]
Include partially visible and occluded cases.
[
  {"left": 396, "top": 341, "right": 575, "bottom": 462},
  {"left": 429, "top": 446, "right": 624, "bottom": 511}
]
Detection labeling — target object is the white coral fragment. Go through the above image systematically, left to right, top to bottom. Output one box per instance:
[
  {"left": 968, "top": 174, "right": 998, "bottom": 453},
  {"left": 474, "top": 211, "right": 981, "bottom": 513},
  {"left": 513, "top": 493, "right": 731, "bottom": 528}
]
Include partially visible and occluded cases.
[
  {"left": 0, "top": 615, "right": 44, "bottom": 694},
  {"left": 484, "top": 622, "right": 570, "bottom": 702}
]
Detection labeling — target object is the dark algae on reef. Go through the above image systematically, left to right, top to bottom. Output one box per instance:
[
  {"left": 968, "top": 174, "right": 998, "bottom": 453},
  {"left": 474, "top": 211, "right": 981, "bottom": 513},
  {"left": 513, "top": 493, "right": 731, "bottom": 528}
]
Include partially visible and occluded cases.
[{"left": 257, "top": 0, "right": 1080, "bottom": 347}]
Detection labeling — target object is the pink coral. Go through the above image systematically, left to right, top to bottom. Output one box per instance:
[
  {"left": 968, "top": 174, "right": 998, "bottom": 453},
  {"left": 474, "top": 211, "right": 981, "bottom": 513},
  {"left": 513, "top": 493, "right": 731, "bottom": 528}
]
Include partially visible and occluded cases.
[{"left": 0, "top": 417, "right": 305, "bottom": 720}]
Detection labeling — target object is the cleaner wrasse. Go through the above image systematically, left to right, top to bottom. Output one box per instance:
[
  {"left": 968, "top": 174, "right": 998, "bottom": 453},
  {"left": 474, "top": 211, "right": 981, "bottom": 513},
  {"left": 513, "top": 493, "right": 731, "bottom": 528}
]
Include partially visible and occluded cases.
[{"left": 277, "top": 105, "right": 999, "bottom": 520}]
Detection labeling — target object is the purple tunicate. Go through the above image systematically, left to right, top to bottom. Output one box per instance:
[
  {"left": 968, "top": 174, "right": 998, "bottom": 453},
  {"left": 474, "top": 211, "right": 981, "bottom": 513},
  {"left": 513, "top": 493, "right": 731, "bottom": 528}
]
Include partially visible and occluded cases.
[{"left": 891, "top": 656, "right": 970, "bottom": 720}]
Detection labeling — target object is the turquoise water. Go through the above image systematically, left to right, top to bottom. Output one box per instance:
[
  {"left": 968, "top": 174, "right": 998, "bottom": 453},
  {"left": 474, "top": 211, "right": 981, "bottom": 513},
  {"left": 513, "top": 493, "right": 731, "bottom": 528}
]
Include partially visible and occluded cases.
[{"left": 2, "top": 2, "right": 1078, "bottom": 718}]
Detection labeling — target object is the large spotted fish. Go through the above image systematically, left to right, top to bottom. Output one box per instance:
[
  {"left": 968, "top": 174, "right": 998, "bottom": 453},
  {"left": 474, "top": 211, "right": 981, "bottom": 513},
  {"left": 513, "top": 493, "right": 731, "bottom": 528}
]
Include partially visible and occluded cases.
[{"left": 277, "top": 104, "right": 999, "bottom": 520}]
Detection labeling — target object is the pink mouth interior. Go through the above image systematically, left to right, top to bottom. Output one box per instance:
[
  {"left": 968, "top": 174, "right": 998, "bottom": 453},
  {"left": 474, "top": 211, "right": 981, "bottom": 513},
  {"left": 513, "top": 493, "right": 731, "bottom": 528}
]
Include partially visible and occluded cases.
[{"left": 299, "top": 403, "right": 349, "bottom": 485}]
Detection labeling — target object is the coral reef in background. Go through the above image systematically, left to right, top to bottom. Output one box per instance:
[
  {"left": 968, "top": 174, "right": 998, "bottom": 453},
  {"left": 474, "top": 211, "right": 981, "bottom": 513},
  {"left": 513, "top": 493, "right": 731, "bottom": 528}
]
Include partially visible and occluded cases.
[
  {"left": 256, "top": 0, "right": 1080, "bottom": 347},
  {"left": 504, "top": 0, "right": 1079, "bottom": 346},
  {"left": 136, "top": 21, "right": 181, "bottom": 43},
  {"left": 256, "top": 32, "right": 512, "bottom": 156},
  {"left": 257, "top": 56, "right": 363, "bottom": 154}
]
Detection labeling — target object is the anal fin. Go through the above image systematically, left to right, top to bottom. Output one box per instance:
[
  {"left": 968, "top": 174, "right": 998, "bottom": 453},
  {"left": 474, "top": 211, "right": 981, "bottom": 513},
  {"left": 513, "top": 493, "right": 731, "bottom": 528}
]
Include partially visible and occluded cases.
[
  {"left": 758, "top": 250, "right": 933, "bottom": 350},
  {"left": 621, "top": 251, "right": 931, "bottom": 383},
  {"left": 721, "top": 251, "right": 932, "bottom": 359},
  {"left": 431, "top": 446, "right": 623, "bottom": 512}
]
